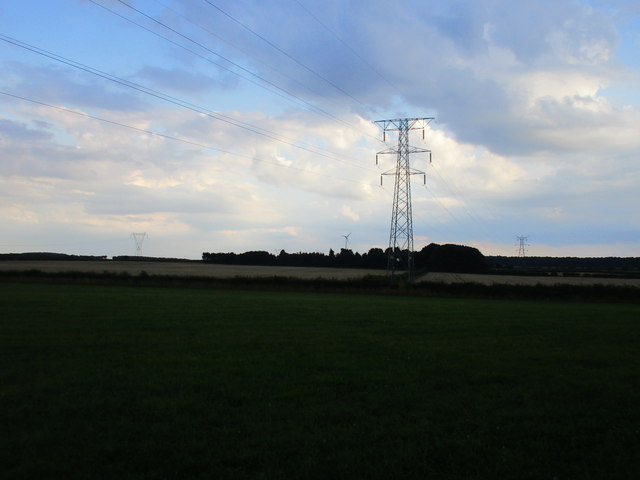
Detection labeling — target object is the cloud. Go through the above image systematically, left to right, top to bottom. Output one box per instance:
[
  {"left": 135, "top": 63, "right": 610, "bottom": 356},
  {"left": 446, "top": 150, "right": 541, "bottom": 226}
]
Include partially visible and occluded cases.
[
  {"left": 1, "top": 0, "right": 639, "bottom": 258},
  {"left": 181, "top": 0, "right": 628, "bottom": 159},
  {"left": 2, "top": 62, "right": 148, "bottom": 112},
  {"left": 0, "top": 118, "right": 52, "bottom": 143},
  {"left": 341, "top": 205, "right": 360, "bottom": 222}
]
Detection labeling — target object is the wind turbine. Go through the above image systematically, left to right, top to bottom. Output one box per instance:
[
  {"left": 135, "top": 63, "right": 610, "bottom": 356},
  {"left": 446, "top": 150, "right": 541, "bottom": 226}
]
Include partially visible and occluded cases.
[{"left": 342, "top": 232, "right": 352, "bottom": 250}]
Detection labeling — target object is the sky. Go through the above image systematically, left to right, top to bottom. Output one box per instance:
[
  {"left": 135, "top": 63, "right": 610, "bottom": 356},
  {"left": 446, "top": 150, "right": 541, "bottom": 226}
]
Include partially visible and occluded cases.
[{"left": 1, "top": 0, "right": 639, "bottom": 259}]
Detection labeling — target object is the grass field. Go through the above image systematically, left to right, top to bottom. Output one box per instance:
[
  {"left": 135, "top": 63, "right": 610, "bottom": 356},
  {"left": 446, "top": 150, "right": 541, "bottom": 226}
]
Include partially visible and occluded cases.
[{"left": 1, "top": 282, "right": 639, "bottom": 479}]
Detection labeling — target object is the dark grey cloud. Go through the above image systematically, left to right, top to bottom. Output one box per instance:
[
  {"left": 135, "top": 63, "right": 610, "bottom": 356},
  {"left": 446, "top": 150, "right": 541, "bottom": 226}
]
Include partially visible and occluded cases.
[
  {"left": 175, "top": 0, "right": 621, "bottom": 155},
  {"left": 2, "top": 61, "right": 148, "bottom": 111},
  {"left": 0, "top": 118, "right": 53, "bottom": 143},
  {"left": 0, "top": 118, "right": 70, "bottom": 178}
]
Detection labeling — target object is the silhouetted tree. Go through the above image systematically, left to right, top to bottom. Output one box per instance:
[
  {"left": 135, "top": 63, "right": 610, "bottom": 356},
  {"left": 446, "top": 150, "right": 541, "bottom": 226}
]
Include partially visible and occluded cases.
[
  {"left": 202, "top": 243, "right": 489, "bottom": 273},
  {"left": 415, "top": 243, "right": 440, "bottom": 270},
  {"left": 425, "top": 244, "right": 486, "bottom": 273},
  {"left": 363, "top": 247, "right": 386, "bottom": 269},
  {"left": 336, "top": 248, "right": 357, "bottom": 268}
]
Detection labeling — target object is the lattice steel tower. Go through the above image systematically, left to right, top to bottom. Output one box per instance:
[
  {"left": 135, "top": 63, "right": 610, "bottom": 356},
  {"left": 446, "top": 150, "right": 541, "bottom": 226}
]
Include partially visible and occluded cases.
[
  {"left": 376, "top": 117, "right": 433, "bottom": 280},
  {"left": 131, "top": 232, "right": 147, "bottom": 256},
  {"left": 517, "top": 235, "right": 529, "bottom": 257}
]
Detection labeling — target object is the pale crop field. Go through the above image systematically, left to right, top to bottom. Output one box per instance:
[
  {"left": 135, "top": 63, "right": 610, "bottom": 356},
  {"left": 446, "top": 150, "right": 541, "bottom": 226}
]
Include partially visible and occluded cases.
[
  {"left": 0, "top": 260, "right": 385, "bottom": 280},
  {"left": 1, "top": 260, "right": 639, "bottom": 287},
  {"left": 418, "top": 271, "right": 640, "bottom": 288}
]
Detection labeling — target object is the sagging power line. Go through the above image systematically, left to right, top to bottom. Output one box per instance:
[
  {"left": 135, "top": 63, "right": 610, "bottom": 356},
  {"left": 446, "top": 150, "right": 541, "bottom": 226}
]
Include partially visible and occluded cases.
[
  {"left": 202, "top": 0, "right": 368, "bottom": 109},
  {"left": 293, "top": 0, "right": 401, "bottom": 95},
  {"left": 87, "top": 1, "right": 381, "bottom": 148},
  {"left": 0, "top": 33, "right": 374, "bottom": 172},
  {"left": 0, "top": 91, "right": 375, "bottom": 188}
]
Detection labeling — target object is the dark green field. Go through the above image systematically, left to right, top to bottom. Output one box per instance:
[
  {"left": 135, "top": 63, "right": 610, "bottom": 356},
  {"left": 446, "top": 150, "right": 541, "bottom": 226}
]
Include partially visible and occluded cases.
[{"left": 1, "top": 282, "right": 639, "bottom": 479}]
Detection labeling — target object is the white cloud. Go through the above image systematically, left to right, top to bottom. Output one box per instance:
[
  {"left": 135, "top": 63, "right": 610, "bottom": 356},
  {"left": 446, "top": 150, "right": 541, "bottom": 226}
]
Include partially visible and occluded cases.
[{"left": 340, "top": 205, "right": 360, "bottom": 222}]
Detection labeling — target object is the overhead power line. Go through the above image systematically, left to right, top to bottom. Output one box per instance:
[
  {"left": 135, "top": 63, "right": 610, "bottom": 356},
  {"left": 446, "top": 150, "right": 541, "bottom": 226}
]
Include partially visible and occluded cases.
[
  {"left": 88, "top": 0, "right": 381, "bottom": 146},
  {"left": 149, "top": 0, "right": 352, "bottom": 112},
  {"left": 201, "top": 0, "right": 368, "bottom": 108},
  {"left": 293, "top": 0, "right": 401, "bottom": 94},
  {"left": 89, "top": 1, "right": 357, "bottom": 134},
  {"left": 0, "top": 33, "right": 374, "bottom": 171},
  {"left": 0, "top": 90, "right": 376, "bottom": 188},
  {"left": 428, "top": 162, "right": 497, "bottom": 240}
]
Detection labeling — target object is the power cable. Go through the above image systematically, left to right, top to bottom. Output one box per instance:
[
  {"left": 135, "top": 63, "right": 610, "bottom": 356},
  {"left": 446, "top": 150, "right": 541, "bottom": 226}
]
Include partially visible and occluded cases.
[
  {"left": 89, "top": 0, "right": 381, "bottom": 151},
  {"left": 149, "top": 0, "right": 350, "bottom": 112},
  {"left": 201, "top": 0, "right": 369, "bottom": 109},
  {"left": 293, "top": 0, "right": 402, "bottom": 94},
  {"left": 89, "top": 2, "right": 340, "bottom": 129},
  {"left": 0, "top": 34, "right": 375, "bottom": 171},
  {"left": 0, "top": 90, "right": 378, "bottom": 189},
  {"left": 429, "top": 162, "right": 497, "bottom": 239},
  {"left": 418, "top": 182, "right": 469, "bottom": 234}
]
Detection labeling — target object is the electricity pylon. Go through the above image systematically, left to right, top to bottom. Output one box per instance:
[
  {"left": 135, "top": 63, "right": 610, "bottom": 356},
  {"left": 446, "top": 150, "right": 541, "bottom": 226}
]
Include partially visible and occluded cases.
[
  {"left": 376, "top": 117, "right": 433, "bottom": 280},
  {"left": 131, "top": 232, "right": 147, "bottom": 256},
  {"left": 517, "top": 235, "right": 529, "bottom": 257}
]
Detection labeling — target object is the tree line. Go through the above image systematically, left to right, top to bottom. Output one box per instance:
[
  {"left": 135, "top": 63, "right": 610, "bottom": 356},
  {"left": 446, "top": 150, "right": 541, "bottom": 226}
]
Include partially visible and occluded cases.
[
  {"left": 202, "top": 243, "right": 487, "bottom": 273},
  {"left": 5, "top": 250, "right": 636, "bottom": 275},
  {"left": 0, "top": 252, "right": 107, "bottom": 261}
]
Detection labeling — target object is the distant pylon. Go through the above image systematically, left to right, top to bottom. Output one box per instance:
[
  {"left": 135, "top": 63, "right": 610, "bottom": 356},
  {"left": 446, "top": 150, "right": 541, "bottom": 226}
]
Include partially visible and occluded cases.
[
  {"left": 376, "top": 117, "right": 433, "bottom": 280},
  {"left": 131, "top": 232, "right": 147, "bottom": 256},
  {"left": 517, "top": 235, "right": 529, "bottom": 257}
]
